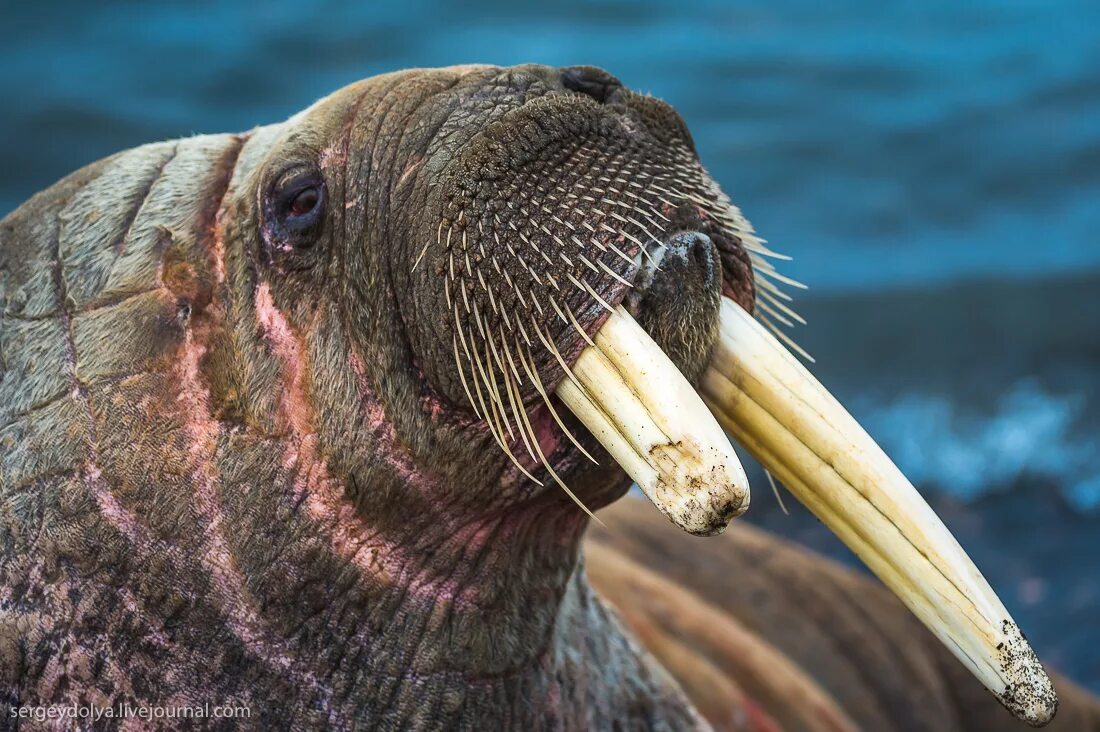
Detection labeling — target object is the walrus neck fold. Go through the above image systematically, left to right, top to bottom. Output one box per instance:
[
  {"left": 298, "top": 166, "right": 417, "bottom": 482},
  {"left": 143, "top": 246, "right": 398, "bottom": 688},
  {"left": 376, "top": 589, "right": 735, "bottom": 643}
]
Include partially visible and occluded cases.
[
  {"left": 229, "top": 474, "right": 700, "bottom": 728},
  {"left": 349, "top": 525, "right": 700, "bottom": 728}
]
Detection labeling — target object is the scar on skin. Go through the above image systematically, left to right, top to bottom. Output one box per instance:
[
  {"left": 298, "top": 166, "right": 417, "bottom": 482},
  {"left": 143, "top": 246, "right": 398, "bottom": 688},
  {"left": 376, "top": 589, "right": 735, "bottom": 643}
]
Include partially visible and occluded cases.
[
  {"left": 397, "top": 155, "right": 426, "bottom": 188},
  {"left": 255, "top": 281, "right": 315, "bottom": 436},
  {"left": 254, "top": 282, "right": 405, "bottom": 584},
  {"left": 172, "top": 311, "right": 337, "bottom": 701}
]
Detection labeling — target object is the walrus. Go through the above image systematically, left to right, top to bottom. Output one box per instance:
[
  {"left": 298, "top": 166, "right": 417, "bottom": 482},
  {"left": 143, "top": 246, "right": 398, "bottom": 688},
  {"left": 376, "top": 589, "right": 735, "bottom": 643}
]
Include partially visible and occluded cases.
[{"left": 0, "top": 63, "right": 1093, "bottom": 730}]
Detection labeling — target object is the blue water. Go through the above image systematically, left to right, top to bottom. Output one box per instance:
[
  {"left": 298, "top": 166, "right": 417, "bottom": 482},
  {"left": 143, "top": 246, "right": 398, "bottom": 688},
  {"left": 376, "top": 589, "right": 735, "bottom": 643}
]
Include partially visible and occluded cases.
[
  {"left": 3, "top": 0, "right": 1098, "bottom": 691},
  {"left": 4, "top": 1, "right": 1100, "bottom": 291}
]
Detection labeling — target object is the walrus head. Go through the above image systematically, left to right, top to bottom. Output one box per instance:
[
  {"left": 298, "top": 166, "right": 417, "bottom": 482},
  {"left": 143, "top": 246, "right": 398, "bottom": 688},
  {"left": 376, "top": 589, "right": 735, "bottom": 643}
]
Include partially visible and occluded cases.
[
  {"left": 205, "top": 64, "right": 1054, "bottom": 724},
  {"left": 230, "top": 64, "right": 751, "bottom": 521}
]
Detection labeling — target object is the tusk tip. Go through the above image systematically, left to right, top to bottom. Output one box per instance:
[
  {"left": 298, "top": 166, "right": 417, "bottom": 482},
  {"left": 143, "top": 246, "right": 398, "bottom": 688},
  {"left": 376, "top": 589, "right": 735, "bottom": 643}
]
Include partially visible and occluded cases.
[
  {"left": 654, "top": 467, "right": 750, "bottom": 537},
  {"left": 997, "top": 620, "right": 1058, "bottom": 726}
]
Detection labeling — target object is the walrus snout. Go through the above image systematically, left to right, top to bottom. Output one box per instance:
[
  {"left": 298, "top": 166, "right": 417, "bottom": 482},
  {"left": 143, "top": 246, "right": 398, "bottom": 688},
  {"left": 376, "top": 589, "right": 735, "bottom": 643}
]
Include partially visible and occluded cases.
[{"left": 625, "top": 231, "right": 722, "bottom": 384}]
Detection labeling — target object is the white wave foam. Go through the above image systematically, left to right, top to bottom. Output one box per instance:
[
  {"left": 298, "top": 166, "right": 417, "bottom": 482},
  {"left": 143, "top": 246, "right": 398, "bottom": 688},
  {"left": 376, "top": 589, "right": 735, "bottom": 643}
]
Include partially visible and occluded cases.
[{"left": 852, "top": 380, "right": 1100, "bottom": 511}]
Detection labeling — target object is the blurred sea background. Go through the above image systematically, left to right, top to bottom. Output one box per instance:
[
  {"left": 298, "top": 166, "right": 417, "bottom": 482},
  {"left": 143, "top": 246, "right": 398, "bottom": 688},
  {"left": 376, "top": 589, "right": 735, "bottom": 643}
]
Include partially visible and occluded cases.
[{"left": 2, "top": 0, "right": 1097, "bottom": 690}]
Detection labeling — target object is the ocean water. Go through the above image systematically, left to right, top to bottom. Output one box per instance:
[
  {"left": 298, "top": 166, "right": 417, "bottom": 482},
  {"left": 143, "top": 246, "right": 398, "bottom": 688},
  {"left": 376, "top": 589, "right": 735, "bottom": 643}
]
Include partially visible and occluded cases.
[{"left": 2, "top": 0, "right": 1098, "bottom": 691}]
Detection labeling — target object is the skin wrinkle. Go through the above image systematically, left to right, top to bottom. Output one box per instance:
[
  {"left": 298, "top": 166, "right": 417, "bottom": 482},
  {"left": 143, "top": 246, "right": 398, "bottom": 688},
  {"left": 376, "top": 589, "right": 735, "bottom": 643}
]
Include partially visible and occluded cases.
[
  {"left": 345, "top": 77, "right": 470, "bottom": 444},
  {"left": 325, "top": 78, "right": 372, "bottom": 305},
  {"left": 393, "top": 80, "right": 477, "bottom": 360},
  {"left": 379, "top": 84, "right": 455, "bottom": 381},
  {"left": 105, "top": 134, "right": 323, "bottom": 715},
  {"left": 208, "top": 135, "right": 250, "bottom": 289},
  {"left": 6, "top": 136, "right": 268, "bottom": 723},
  {"left": 169, "top": 138, "right": 253, "bottom": 647},
  {"left": 112, "top": 145, "right": 178, "bottom": 260},
  {"left": 52, "top": 172, "right": 139, "bottom": 555},
  {"left": 255, "top": 280, "right": 393, "bottom": 573},
  {"left": 255, "top": 281, "right": 314, "bottom": 437},
  {"left": 346, "top": 349, "right": 440, "bottom": 493},
  {"left": 83, "top": 465, "right": 144, "bottom": 547},
  {"left": 331, "top": 508, "right": 589, "bottom": 698},
  {"left": 660, "top": 517, "right": 893, "bottom": 726},
  {"left": 352, "top": 535, "right": 569, "bottom": 696},
  {"left": 590, "top": 539, "right": 858, "bottom": 732},
  {"left": 841, "top": 573, "right": 962, "bottom": 728}
]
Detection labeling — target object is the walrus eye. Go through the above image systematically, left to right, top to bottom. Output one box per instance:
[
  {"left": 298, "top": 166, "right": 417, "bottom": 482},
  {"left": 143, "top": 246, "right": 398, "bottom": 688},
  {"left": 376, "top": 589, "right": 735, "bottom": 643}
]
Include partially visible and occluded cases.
[
  {"left": 262, "top": 168, "right": 326, "bottom": 257},
  {"left": 277, "top": 178, "right": 325, "bottom": 238},
  {"left": 288, "top": 186, "right": 320, "bottom": 219}
]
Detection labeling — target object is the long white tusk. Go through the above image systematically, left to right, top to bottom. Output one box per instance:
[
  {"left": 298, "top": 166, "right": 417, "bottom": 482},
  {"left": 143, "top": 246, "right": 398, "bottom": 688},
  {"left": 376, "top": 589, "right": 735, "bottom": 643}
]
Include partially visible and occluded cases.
[
  {"left": 701, "top": 296, "right": 1057, "bottom": 726},
  {"left": 556, "top": 306, "right": 750, "bottom": 536}
]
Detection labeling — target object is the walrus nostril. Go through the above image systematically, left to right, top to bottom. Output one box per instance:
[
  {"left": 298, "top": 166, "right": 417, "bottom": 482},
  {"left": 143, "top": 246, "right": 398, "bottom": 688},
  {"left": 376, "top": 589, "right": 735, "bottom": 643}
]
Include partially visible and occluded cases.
[
  {"left": 560, "top": 65, "right": 623, "bottom": 103},
  {"left": 625, "top": 231, "right": 722, "bottom": 384},
  {"left": 630, "top": 231, "right": 720, "bottom": 300},
  {"left": 664, "top": 231, "right": 718, "bottom": 289},
  {"left": 686, "top": 233, "right": 715, "bottom": 277}
]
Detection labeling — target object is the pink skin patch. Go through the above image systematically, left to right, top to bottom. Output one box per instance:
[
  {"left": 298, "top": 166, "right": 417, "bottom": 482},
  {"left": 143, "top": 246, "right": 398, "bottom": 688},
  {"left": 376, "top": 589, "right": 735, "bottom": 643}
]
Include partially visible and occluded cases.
[
  {"left": 318, "top": 105, "right": 356, "bottom": 179},
  {"left": 396, "top": 155, "right": 426, "bottom": 189},
  {"left": 211, "top": 205, "right": 229, "bottom": 287},
  {"left": 254, "top": 282, "right": 426, "bottom": 587},
  {"left": 254, "top": 282, "right": 314, "bottom": 436},
  {"left": 255, "top": 282, "right": 541, "bottom": 610},
  {"left": 176, "top": 323, "right": 333, "bottom": 703},
  {"left": 347, "top": 350, "right": 443, "bottom": 494},
  {"left": 85, "top": 465, "right": 145, "bottom": 546},
  {"left": 741, "top": 696, "right": 784, "bottom": 732}
]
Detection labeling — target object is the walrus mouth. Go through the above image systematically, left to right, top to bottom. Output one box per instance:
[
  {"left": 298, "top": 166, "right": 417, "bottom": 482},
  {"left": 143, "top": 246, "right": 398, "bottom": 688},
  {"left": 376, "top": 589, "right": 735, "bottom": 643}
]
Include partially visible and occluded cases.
[{"left": 557, "top": 284, "right": 1058, "bottom": 726}]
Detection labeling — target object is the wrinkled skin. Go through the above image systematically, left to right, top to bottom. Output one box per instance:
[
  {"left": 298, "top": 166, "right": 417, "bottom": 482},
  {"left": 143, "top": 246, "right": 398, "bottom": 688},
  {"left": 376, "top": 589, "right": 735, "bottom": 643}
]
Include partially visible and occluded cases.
[{"left": 3, "top": 64, "right": 1097, "bottom": 731}]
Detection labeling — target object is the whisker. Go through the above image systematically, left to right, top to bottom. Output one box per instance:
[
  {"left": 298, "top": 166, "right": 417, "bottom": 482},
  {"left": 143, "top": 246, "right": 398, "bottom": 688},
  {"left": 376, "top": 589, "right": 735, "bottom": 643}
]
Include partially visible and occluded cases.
[
  {"left": 412, "top": 241, "right": 430, "bottom": 271},
  {"left": 597, "top": 259, "right": 633, "bottom": 287},
  {"left": 758, "top": 288, "right": 806, "bottom": 325},
  {"left": 756, "top": 298, "right": 796, "bottom": 329},
  {"left": 759, "top": 312, "right": 815, "bottom": 363},
  {"left": 452, "top": 330, "right": 480, "bottom": 419},
  {"left": 517, "top": 344, "right": 597, "bottom": 464},
  {"left": 766, "top": 469, "right": 790, "bottom": 516}
]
